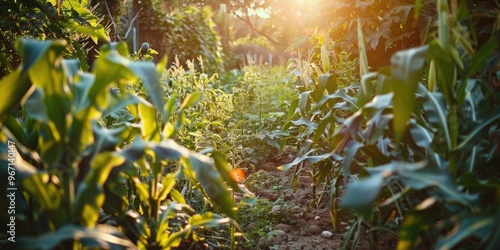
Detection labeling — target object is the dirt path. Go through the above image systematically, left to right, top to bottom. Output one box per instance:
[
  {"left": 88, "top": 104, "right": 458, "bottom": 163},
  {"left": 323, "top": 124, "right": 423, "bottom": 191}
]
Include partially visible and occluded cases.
[{"left": 237, "top": 148, "right": 397, "bottom": 250}]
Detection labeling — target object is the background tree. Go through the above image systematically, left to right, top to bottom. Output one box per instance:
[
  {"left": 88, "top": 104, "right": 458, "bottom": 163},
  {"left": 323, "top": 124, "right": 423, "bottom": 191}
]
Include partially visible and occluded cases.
[
  {"left": 0, "top": 0, "right": 108, "bottom": 78},
  {"left": 159, "top": 0, "right": 314, "bottom": 68}
]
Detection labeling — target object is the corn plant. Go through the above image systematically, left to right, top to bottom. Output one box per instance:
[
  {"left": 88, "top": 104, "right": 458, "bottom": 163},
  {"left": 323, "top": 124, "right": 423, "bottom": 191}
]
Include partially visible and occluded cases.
[
  {"left": 281, "top": 0, "right": 500, "bottom": 249},
  {"left": 339, "top": 0, "right": 500, "bottom": 249},
  {"left": 0, "top": 38, "right": 245, "bottom": 249}
]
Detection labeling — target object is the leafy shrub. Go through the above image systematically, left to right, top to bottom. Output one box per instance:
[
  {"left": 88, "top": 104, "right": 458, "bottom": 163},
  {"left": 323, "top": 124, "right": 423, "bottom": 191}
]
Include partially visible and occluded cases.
[
  {"left": 0, "top": 0, "right": 108, "bottom": 77},
  {"left": 136, "top": 1, "right": 224, "bottom": 74},
  {"left": 231, "top": 35, "right": 278, "bottom": 67},
  {"left": 161, "top": 56, "right": 233, "bottom": 154},
  {"left": 158, "top": 57, "right": 297, "bottom": 168},
  {"left": 228, "top": 64, "right": 297, "bottom": 164}
]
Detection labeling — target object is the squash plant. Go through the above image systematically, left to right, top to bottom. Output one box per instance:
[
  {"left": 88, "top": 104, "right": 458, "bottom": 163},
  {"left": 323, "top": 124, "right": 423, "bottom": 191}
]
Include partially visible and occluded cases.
[
  {"left": 281, "top": 0, "right": 500, "bottom": 249},
  {"left": 0, "top": 38, "right": 243, "bottom": 249}
]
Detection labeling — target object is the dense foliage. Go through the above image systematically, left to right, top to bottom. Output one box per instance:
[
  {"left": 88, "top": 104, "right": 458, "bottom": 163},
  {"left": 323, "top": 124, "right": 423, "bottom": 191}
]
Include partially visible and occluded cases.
[
  {"left": 0, "top": 0, "right": 108, "bottom": 77},
  {"left": 1, "top": 0, "right": 500, "bottom": 249},
  {"left": 134, "top": 0, "right": 224, "bottom": 74},
  {"left": 280, "top": 0, "right": 500, "bottom": 248},
  {"left": 0, "top": 39, "right": 249, "bottom": 249}
]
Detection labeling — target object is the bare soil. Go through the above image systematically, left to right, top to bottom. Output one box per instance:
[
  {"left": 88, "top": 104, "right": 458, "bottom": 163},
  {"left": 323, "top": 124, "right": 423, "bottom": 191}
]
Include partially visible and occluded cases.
[{"left": 238, "top": 147, "right": 398, "bottom": 250}]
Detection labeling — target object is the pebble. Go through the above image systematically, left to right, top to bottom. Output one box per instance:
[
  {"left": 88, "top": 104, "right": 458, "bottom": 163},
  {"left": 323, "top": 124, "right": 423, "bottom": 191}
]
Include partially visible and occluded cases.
[
  {"left": 263, "top": 162, "right": 275, "bottom": 171},
  {"left": 271, "top": 205, "right": 281, "bottom": 213},
  {"left": 289, "top": 206, "right": 302, "bottom": 214},
  {"left": 314, "top": 216, "right": 321, "bottom": 220},
  {"left": 246, "top": 222, "right": 256, "bottom": 231},
  {"left": 275, "top": 223, "right": 291, "bottom": 232},
  {"left": 307, "top": 225, "right": 322, "bottom": 235},
  {"left": 273, "top": 230, "right": 287, "bottom": 242},
  {"left": 321, "top": 231, "right": 334, "bottom": 238},
  {"left": 266, "top": 235, "right": 277, "bottom": 245},
  {"left": 258, "top": 236, "right": 267, "bottom": 248}
]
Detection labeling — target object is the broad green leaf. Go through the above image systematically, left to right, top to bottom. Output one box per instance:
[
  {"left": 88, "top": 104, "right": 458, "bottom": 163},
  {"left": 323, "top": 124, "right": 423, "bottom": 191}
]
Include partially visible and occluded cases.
[
  {"left": 357, "top": 18, "right": 369, "bottom": 76},
  {"left": 62, "top": 21, "right": 110, "bottom": 44},
  {"left": 458, "top": 31, "right": 500, "bottom": 104},
  {"left": 15, "top": 39, "right": 58, "bottom": 74},
  {"left": 20, "top": 39, "right": 72, "bottom": 145},
  {"left": 428, "top": 40, "right": 454, "bottom": 105},
  {"left": 90, "top": 42, "right": 138, "bottom": 109},
  {"left": 321, "top": 45, "right": 330, "bottom": 73},
  {"left": 390, "top": 46, "right": 428, "bottom": 143},
  {"left": 156, "top": 55, "right": 168, "bottom": 75},
  {"left": 61, "top": 59, "right": 81, "bottom": 80},
  {"left": 130, "top": 61, "right": 165, "bottom": 114},
  {"left": 0, "top": 69, "right": 30, "bottom": 121},
  {"left": 68, "top": 72, "right": 95, "bottom": 112},
  {"left": 357, "top": 72, "right": 377, "bottom": 107},
  {"left": 318, "top": 74, "right": 337, "bottom": 94},
  {"left": 419, "top": 84, "right": 451, "bottom": 150},
  {"left": 24, "top": 88, "right": 49, "bottom": 123},
  {"left": 314, "top": 89, "right": 359, "bottom": 112},
  {"left": 299, "top": 91, "right": 312, "bottom": 116},
  {"left": 102, "top": 92, "right": 143, "bottom": 119},
  {"left": 180, "top": 92, "right": 203, "bottom": 110},
  {"left": 363, "top": 92, "right": 393, "bottom": 110},
  {"left": 363, "top": 94, "right": 393, "bottom": 145},
  {"left": 162, "top": 96, "right": 177, "bottom": 129},
  {"left": 138, "top": 102, "right": 161, "bottom": 141},
  {"left": 456, "top": 106, "right": 500, "bottom": 151},
  {"left": 68, "top": 108, "right": 99, "bottom": 155},
  {"left": 312, "top": 115, "right": 334, "bottom": 147},
  {"left": 2, "top": 116, "right": 28, "bottom": 144},
  {"left": 291, "top": 118, "right": 318, "bottom": 134},
  {"left": 409, "top": 120, "right": 433, "bottom": 149},
  {"left": 162, "top": 122, "right": 176, "bottom": 139},
  {"left": 93, "top": 124, "right": 136, "bottom": 153},
  {"left": 119, "top": 137, "right": 147, "bottom": 163},
  {"left": 148, "top": 140, "right": 185, "bottom": 159},
  {"left": 341, "top": 140, "right": 363, "bottom": 176},
  {"left": 12, "top": 141, "right": 62, "bottom": 211},
  {"left": 360, "top": 145, "right": 390, "bottom": 166},
  {"left": 210, "top": 150, "right": 244, "bottom": 193},
  {"left": 75, "top": 152, "right": 125, "bottom": 227},
  {"left": 279, "top": 152, "right": 336, "bottom": 171},
  {"left": 183, "top": 154, "right": 235, "bottom": 218},
  {"left": 398, "top": 164, "right": 476, "bottom": 207},
  {"left": 21, "top": 173, "right": 61, "bottom": 211},
  {"left": 157, "top": 173, "right": 176, "bottom": 201},
  {"left": 340, "top": 173, "right": 385, "bottom": 217},
  {"left": 134, "top": 179, "right": 150, "bottom": 203},
  {"left": 169, "top": 189, "right": 186, "bottom": 204},
  {"left": 158, "top": 202, "right": 186, "bottom": 235},
  {"left": 398, "top": 210, "right": 438, "bottom": 250},
  {"left": 189, "top": 212, "right": 231, "bottom": 228},
  {"left": 436, "top": 213, "right": 494, "bottom": 250},
  {"left": 17, "top": 225, "right": 135, "bottom": 249},
  {"left": 160, "top": 227, "right": 191, "bottom": 248}
]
